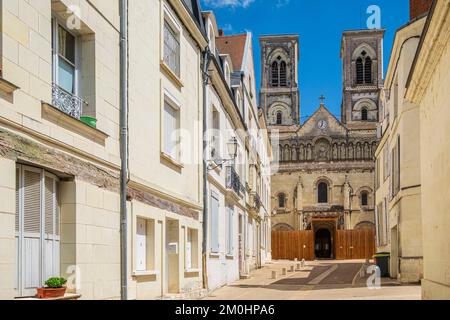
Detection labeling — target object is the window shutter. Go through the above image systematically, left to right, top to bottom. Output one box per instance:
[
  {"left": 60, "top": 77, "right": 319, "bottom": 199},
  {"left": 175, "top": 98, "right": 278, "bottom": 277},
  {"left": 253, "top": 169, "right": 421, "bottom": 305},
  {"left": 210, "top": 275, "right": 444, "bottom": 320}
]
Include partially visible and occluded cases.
[
  {"left": 15, "top": 167, "right": 20, "bottom": 233},
  {"left": 23, "top": 170, "right": 41, "bottom": 234},
  {"left": 44, "top": 177, "right": 54, "bottom": 236},
  {"left": 210, "top": 195, "right": 219, "bottom": 253},
  {"left": 229, "top": 207, "right": 234, "bottom": 255},
  {"left": 136, "top": 218, "right": 147, "bottom": 272},
  {"left": 186, "top": 230, "right": 192, "bottom": 270}
]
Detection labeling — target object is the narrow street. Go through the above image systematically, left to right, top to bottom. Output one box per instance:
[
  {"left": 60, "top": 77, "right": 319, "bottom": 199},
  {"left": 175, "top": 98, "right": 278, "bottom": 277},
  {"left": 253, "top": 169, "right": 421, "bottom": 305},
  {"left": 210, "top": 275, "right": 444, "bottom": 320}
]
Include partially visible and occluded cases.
[{"left": 203, "top": 261, "right": 421, "bottom": 300}]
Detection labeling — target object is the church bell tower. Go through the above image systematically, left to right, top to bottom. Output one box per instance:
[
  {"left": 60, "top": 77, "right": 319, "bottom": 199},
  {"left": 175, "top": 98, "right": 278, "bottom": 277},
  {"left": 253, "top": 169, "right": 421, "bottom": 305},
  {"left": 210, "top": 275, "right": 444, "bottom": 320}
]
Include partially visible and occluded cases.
[
  {"left": 341, "top": 29, "right": 384, "bottom": 129},
  {"left": 259, "top": 35, "right": 300, "bottom": 127}
]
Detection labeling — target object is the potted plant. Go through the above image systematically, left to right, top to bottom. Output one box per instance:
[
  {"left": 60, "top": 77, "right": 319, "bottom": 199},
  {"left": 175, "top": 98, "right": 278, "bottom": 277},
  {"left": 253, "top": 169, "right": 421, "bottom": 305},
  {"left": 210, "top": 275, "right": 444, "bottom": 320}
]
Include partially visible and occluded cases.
[{"left": 36, "top": 277, "right": 67, "bottom": 299}]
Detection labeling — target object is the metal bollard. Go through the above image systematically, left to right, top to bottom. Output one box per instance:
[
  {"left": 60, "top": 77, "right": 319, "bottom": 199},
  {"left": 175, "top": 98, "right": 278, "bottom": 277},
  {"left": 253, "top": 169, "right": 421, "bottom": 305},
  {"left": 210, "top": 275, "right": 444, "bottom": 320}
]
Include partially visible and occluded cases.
[
  {"left": 296, "top": 263, "right": 301, "bottom": 271},
  {"left": 289, "top": 265, "right": 295, "bottom": 272},
  {"left": 282, "top": 268, "right": 287, "bottom": 276},
  {"left": 271, "top": 271, "right": 277, "bottom": 279}
]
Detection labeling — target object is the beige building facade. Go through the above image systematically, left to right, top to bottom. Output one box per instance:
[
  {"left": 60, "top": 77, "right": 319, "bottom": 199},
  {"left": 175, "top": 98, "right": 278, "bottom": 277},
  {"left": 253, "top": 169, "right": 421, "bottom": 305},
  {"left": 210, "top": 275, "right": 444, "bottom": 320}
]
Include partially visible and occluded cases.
[
  {"left": 0, "top": 0, "right": 207, "bottom": 300},
  {"left": 405, "top": 0, "right": 450, "bottom": 299},
  {"left": 375, "top": 15, "right": 426, "bottom": 284}
]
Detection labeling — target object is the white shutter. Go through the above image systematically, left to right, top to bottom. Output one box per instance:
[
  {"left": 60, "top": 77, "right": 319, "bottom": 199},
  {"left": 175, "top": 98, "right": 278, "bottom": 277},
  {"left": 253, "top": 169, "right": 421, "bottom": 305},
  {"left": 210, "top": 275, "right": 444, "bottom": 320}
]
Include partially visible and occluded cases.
[
  {"left": 164, "top": 102, "right": 178, "bottom": 160},
  {"left": 16, "top": 167, "right": 61, "bottom": 296},
  {"left": 23, "top": 169, "right": 41, "bottom": 290},
  {"left": 44, "top": 175, "right": 59, "bottom": 280},
  {"left": 210, "top": 194, "right": 219, "bottom": 253},
  {"left": 227, "top": 206, "right": 234, "bottom": 255},
  {"left": 136, "top": 218, "right": 147, "bottom": 271},
  {"left": 186, "top": 229, "right": 192, "bottom": 270}
]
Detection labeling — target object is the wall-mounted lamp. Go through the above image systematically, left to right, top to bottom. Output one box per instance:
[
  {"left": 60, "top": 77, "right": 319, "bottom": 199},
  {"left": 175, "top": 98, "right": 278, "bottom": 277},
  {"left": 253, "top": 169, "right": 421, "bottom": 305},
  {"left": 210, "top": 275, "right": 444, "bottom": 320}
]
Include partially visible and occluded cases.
[{"left": 207, "top": 137, "right": 238, "bottom": 171}]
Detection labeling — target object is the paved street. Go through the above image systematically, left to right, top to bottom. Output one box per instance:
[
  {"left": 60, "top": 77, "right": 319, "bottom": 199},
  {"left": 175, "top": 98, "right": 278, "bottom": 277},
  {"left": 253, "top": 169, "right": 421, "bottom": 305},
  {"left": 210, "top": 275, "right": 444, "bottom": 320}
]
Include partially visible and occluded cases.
[{"left": 203, "top": 260, "right": 421, "bottom": 300}]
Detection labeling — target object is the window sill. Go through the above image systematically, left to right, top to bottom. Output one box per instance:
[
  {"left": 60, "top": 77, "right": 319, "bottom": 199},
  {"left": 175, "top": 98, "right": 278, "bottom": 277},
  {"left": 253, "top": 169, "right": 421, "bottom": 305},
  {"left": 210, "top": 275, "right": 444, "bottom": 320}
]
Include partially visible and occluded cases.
[
  {"left": 160, "top": 60, "right": 184, "bottom": 89},
  {"left": 0, "top": 77, "right": 20, "bottom": 94},
  {"left": 41, "top": 102, "right": 109, "bottom": 144},
  {"left": 160, "top": 152, "right": 184, "bottom": 170},
  {"left": 209, "top": 253, "right": 220, "bottom": 259},
  {"left": 226, "top": 254, "right": 235, "bottom": 260},
  {"left": 185, "top": 268, "right": 200, "bottom": 273},
  {"left": 132, "top": 270, "right": 160, "bottom": 277}
]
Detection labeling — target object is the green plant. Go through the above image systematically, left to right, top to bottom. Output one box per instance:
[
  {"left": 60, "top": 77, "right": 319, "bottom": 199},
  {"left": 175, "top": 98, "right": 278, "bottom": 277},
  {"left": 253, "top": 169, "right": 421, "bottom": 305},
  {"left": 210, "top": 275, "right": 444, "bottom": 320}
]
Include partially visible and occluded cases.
[{"left": 44, "top": 277, "right": 67, "bottom": 289}]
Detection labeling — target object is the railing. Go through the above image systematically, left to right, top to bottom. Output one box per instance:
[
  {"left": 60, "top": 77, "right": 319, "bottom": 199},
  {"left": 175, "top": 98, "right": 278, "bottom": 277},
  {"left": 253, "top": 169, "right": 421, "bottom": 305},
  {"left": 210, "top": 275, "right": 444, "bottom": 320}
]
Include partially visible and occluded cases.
[
  {"left": 52, "top": 84, "right": 86, "bottom": 119},
  {"left": 226, "top": 166, "right": 244, "bottom": 197},
  {"left": 250, "top": 192, "right": 262, "bottom": 211}
]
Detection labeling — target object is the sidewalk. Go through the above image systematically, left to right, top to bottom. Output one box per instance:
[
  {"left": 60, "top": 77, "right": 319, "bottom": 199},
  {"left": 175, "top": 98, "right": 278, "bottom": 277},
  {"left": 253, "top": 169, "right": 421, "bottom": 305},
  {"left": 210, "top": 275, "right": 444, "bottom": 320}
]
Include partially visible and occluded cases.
[{"left": 203, "top": 260, "right": 422, "bottom": 300}]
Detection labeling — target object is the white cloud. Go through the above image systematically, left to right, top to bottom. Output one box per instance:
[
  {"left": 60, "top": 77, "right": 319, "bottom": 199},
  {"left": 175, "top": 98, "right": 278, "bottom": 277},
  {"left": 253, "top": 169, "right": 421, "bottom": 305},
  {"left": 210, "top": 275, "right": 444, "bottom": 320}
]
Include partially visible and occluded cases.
[
  {"left": 202, "top": 0, "right": 255, "bottom": 9},
  {"left": 276, "top": 0, "right": 290, "bottom": 8},
  {"left": 222, "top": 23, "right": 233, "bottom": 32}
]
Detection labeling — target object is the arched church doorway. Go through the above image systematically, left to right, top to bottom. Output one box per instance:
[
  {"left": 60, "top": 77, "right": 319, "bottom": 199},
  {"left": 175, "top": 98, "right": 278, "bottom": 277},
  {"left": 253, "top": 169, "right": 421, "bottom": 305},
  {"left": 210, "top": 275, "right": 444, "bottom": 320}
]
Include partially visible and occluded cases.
[{"left": 315, "top": 228, "right": 332, "bottom": 259}]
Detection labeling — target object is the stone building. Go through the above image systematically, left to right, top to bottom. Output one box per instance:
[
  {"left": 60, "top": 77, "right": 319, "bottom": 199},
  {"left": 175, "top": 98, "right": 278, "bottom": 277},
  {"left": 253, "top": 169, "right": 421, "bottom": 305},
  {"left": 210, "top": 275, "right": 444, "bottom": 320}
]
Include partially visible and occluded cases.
[
  {"left": 0, "top": 0, "right": 207, "bottom": 300},
  {"left": 405, "top": 0, "right": 450, "bottom": 299},
  {"left": 375, "top": 5, "right": 428, "bottom": 284},
  {"left": 201, "top": 12, "right": 272, "bottom": 291},
  {"left": 263, "top": 30, "right": 383, "bottom": 259}
]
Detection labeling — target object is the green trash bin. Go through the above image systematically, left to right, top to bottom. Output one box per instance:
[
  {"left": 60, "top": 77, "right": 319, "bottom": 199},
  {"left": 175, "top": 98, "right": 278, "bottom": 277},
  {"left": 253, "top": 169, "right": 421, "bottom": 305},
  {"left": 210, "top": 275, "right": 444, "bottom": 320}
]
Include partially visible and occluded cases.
[{"left": 373, "top": 253, "right": 390, "bottom": 277}]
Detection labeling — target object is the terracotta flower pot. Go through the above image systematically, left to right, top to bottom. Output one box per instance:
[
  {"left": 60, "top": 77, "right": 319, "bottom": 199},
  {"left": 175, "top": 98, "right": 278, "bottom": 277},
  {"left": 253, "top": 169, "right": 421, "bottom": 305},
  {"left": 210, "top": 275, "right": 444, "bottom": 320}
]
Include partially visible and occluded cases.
[{"left": 36, "top": 287, "right": 67, "bottom": 299}]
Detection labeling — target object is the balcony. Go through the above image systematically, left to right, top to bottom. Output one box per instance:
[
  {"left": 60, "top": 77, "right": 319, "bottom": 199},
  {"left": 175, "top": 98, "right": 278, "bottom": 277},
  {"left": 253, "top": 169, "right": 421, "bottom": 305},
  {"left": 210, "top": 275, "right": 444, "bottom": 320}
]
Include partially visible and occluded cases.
[
  {"left": 52, "top": 84, "right": 86, "bottom": 120},
  {"left": 226, "top": 166, "right": 244, "bottom": 198},
  {"left": 249, "top": 192, "right": 262, "bottom": 211}
]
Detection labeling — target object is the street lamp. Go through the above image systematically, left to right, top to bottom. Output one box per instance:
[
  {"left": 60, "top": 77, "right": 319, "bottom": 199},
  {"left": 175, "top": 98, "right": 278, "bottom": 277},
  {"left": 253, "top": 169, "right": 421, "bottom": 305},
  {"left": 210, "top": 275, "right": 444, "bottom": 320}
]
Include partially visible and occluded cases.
[{"left": 207, "top": 137, "right": 238, "bottom": 171}]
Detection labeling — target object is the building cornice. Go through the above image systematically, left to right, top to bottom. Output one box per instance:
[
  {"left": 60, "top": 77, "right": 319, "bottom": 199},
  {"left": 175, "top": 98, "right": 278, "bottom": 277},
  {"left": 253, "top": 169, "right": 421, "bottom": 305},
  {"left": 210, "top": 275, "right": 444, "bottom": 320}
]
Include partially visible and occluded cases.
[{"left": 406, "top": 0, "right": 450, "bottom": 103}]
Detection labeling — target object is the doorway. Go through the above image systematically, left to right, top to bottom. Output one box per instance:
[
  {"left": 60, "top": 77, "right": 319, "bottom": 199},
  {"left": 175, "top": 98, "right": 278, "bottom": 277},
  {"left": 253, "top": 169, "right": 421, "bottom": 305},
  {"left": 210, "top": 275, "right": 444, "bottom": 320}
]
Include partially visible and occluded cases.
[
  {"left": 165, "top": 219, "right": 179, "bottom": 294},
  {"left": 315, "top": 228, "right": 332, "bottom": 259}
]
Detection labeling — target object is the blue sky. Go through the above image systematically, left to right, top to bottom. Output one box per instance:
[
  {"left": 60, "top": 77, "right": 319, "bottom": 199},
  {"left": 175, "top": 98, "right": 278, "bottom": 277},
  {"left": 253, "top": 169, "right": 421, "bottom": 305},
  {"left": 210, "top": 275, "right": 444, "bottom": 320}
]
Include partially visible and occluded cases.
[{"left": 201, "top": 0, "right": 410, "bottom": 121}]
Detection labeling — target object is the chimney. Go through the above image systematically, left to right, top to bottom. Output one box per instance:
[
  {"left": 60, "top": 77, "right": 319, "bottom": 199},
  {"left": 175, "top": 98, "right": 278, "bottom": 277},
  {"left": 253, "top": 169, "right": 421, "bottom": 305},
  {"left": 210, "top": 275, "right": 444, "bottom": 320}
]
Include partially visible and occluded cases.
[
  {"left": 410, "top": 0, "right": 433, "bottom": 20},
  {"left": 218, "top": 29, "right": 224, "bottom": 36}
]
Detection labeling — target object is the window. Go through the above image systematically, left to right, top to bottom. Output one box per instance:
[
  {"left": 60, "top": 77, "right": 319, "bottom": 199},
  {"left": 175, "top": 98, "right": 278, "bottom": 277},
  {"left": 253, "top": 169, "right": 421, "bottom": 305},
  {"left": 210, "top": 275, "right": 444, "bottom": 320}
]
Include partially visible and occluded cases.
[
  {"left": 51, "top": 18, "right": 84, "bottom": 119},
  {"left": 163, "top": 20, "right": 180, "bottom": 77},
  {"left": 208, "top": 25, "right": 215, "bottom": 53},
  {"left": 356, "top": 53, "right": 373, "bottom": 85},
  {"left": 271, "top": 57, "right": 287, "bottom": 87},
  {"left": 364, "top": 57, "right": 372, "bottom": 84},
  {"left": 356, "top": 58, "right": 364, "bottom": 84},
  {"left": 271, "top": 61, "right": 279, "bottom": 87},
  {"left": 279, "top": 61, "right": 287, "bottom": 87},
  {"left": 224, "top": 63, "right": 231, "bottom": 87},
  {"left": 163, "top": 96, "right": 180, "bottom": 161},
  {"left": 211, "top": 108, "right": 220, "bottom": 159},
  {"left": 361, "top": 108, "right": 368, "bottom": 121},
  {"left": 276, "top": 111, "right": 282, "bottom": 125},
  {"left": 392, "top": 137, "right": 401, "bottom": 197},
  {"left": 383, "top": 144, "right": 390, "bottom": 181},
  {"left": 376, "top": 157, "right": 381, "bottom": 190},
  {"left": 15, "top": 165, "right": 60, "bottom": 297},
  {"left": 318, "top": 182, "right": 328, "bottom": 204},
  {"left": 361, "top": 192, "right": 369, "bottom": 206},
  {"left": 210, "top": 193, "right": 220, "bottom": 253},
  {"left": 278, "top": 193, "right": 286, "bottom": 208},
  {"left": 226, "top": 206, "right": 234, "bottom": 256},
  {"left": 135, "top": 218, "right": 155, "bottom": 272},
  {"left": 186, "top": 228, "right": 199, "bottom": 270}
]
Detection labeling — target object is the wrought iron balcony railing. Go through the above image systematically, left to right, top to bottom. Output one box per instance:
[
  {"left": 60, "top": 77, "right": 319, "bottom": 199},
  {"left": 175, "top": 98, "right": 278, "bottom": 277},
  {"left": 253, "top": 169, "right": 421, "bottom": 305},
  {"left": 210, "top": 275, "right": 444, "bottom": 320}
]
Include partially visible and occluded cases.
[
  {"left": 52, "top": 84, "right": 86, "bottom": 119},
  {"left": 226, "top": 166, "right": 244, "bottom": 197},
  {"left": 250, "top": 192, "right": 262, "bottom": 211}
]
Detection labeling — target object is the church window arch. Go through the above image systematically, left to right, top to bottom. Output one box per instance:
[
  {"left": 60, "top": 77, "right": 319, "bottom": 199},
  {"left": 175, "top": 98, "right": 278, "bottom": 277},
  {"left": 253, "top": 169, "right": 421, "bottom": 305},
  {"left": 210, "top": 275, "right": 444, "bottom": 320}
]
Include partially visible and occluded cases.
[
  {"left": 364, "top": 56, "right": 372, "bottom": 84},
  {"left": 356, "top": 57, "right": 364, "bottom": 84},
  {"left": 271, "top": 61, "right": 279, "bottom": 87},
  {"left": 280, "top": 61, "right": 287, "bottom": 87},
  {"left": 361, "top": 108, "right": 368, "bottom": 121},
  {"left": 276, "top": 111, "right": 283, "bottom": 125},
  {"left": 318, "top": 182, "right": 329, "bottom": 204},
  {"left": 361, "top": 191, "right": 369, "bottom": 206},
  {"left": 278, "top": 193, "right": 286, "bottom": 208}
]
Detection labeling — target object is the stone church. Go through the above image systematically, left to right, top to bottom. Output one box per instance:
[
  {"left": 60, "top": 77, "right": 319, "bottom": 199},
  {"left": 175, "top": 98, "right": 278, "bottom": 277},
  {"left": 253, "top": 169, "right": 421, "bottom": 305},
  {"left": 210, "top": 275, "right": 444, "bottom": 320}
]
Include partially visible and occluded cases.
[{"left": 261, "top": 30, "right": 384, "bottom": 259}]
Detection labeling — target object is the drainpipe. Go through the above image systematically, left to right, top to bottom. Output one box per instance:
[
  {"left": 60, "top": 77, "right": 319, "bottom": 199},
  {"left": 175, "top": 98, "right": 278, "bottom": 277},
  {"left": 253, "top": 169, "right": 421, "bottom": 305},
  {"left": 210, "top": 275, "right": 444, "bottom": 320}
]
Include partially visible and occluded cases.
[
  {"left": 119, "top": 0, "right": 128, "bottom": 300},
  {"left": 201, "top": 48, "right": 213, "bottom": 290}
]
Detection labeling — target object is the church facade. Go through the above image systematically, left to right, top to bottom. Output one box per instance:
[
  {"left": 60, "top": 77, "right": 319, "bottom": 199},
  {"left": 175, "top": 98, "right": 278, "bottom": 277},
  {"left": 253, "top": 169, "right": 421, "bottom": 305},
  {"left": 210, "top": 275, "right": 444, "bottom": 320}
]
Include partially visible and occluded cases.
[{"left": 262, "top": 30, "right": 384, "bottom": 259}]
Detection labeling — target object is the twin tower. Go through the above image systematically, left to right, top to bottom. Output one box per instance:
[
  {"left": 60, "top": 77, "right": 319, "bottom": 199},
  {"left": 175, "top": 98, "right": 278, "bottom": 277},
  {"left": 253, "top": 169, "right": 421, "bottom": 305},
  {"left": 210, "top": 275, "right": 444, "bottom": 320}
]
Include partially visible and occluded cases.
[{"left": 259, "top": 29, "right": 384, "bottom": 129}]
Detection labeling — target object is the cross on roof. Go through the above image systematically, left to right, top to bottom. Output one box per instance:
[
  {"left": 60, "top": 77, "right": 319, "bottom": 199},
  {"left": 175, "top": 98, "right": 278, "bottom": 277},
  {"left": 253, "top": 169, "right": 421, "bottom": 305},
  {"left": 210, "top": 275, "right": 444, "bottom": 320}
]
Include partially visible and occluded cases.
[{"left": 319, "top": 95, "right": 326, "bottom": 105}]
